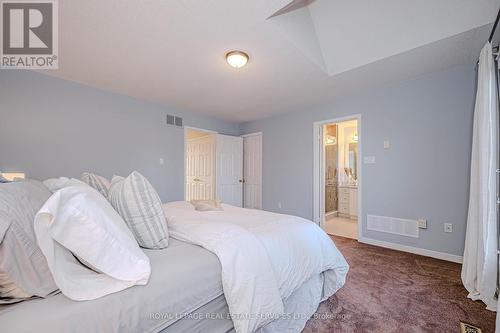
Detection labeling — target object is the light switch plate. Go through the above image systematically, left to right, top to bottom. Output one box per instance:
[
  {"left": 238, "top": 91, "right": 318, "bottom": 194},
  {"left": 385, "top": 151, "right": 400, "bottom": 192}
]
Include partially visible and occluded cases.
[
  {"left": 384, "top": 140, "right": 390, "bottom": 149},
  {"left": 364, "top": 156, "right": 376, "bottom": 164},
  {"left": 159, "top": 158, "right": 165, "bottom": 165},
  {"left": 417, "top": 219, "right": 427, "bottom": 229},
  {"left": 444, "top": 223, "right": 453, "bottom": 233}
]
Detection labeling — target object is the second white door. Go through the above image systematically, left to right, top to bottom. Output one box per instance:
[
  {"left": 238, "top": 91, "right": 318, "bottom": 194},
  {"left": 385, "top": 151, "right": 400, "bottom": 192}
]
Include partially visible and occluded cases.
[
  {"left": 243, "top": 133, "right": 262, "bottom": 209},
  {"left": 216, "top": 134, "right": 243, "bottom": 207}
]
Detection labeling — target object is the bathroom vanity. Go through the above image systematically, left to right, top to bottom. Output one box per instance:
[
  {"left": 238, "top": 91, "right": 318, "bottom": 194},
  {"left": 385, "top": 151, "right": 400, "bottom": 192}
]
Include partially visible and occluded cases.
[{"left": 338, "top": 185, "right": 357, "bottom": 219}]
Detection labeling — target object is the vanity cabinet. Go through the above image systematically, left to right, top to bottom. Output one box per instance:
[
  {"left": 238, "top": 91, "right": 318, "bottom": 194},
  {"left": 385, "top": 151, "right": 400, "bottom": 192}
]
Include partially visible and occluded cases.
[
  {"left": 338, "top": 186, "right": 357, "bottom": 219},
  {"left": 349, "top": 187, "right": 357, "bottom": 218},
  {"left": 338, "top": 188, "right": 350, "bottom": 216}
]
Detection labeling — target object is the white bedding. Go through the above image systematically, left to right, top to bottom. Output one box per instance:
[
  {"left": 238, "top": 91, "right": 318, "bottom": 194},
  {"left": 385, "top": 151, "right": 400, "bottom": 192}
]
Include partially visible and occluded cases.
[
  {"left": 35, "top": 186, "right": 151, "bottom": 301},
  {"left": 163, "top": 202, "right": 349, "bottom": 333}
]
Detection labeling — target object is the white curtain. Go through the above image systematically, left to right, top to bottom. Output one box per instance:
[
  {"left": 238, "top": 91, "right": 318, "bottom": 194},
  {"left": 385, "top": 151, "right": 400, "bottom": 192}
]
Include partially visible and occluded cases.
[{"left": 462, "top": 42, "right": 499, "bottom": 312}]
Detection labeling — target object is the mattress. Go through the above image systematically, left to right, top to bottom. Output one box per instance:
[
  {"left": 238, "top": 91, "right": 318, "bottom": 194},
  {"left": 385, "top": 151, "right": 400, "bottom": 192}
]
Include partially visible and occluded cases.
[
  {"left": 1, "top": 238, "right": 332, "bottom": 333},
  {"left": 0, "top": 239, "right": 224, "bottom": 333},
  {"left": 159, "top": 272, "right": 326, "bottom": 333},
  {"left": 159, "top": 294, "right": 234, "bottom": 333}
]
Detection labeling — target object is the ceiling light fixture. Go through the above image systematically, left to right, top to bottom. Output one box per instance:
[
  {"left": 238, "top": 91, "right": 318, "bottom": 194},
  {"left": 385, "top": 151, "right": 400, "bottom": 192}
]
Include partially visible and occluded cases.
[{"left": 226, "top": 51, "right": 249, "bottom": 68}]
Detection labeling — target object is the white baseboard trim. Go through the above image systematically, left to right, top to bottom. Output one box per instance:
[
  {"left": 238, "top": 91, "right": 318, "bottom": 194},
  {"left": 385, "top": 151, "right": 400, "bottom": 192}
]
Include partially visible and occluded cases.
[{"left": 358, "top": 236, "right": 463, "bottom": 264}]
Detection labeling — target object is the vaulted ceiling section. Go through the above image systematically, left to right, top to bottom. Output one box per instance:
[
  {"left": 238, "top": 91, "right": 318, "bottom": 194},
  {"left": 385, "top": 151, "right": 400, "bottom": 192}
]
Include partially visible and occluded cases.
[{"left": 42, "top": 0, "right": 499, "bottom": 122}]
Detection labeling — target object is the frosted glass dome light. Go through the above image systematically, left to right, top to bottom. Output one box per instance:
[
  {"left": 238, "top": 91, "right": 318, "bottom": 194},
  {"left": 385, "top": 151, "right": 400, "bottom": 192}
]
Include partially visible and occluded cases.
[{"left": 226, "top": 51, "right": 249, "bottom": 68}]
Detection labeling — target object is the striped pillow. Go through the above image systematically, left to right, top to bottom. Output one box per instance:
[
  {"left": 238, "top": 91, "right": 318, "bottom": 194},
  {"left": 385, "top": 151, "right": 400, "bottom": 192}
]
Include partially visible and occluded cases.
[
  {"left": 108, "top": 172, "right": 169, "bottom": 249},
  {"left": 81, "top": 173, "right": 110, "bottom": 198}
]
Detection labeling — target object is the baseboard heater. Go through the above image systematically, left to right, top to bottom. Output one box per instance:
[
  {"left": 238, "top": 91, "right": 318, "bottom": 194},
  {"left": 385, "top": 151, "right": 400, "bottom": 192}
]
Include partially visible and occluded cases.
[{"left": 367, "top": 215, "right": 419, "bottom": 238}]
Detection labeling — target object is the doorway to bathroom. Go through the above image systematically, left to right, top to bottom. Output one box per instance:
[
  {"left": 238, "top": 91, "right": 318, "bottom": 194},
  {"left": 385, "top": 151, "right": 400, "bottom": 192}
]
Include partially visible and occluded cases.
[{"left": 313, "top": 115, "right": 362, "bottom": 240}]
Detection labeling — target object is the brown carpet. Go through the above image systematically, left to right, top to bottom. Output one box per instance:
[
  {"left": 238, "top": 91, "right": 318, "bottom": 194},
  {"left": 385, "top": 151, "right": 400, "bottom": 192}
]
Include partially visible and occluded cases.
[{"left": 303, "top": 236, "right": 496, "bottom": 333}]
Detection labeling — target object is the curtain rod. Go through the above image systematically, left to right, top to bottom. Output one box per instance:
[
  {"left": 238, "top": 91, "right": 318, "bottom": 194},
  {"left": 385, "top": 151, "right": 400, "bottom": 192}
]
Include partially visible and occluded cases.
[{"left": 489, "top": 8, "right": 500, "bottom": 43}]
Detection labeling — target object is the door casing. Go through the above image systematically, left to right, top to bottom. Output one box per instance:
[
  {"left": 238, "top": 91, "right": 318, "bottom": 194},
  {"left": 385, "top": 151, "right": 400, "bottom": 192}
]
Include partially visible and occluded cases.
[{"left": 312, "top": 114, "right": 363, "bottom": 239}]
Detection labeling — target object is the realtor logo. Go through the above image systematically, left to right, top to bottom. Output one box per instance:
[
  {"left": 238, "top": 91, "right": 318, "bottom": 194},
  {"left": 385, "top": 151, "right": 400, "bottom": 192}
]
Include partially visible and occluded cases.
[{"left": 1, "top": 0, "right": 58, "bottom": 69}]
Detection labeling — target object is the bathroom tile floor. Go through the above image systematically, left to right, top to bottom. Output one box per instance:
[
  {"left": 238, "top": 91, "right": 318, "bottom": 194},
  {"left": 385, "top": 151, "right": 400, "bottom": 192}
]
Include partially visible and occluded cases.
[{"left": 323, "top": 215, "right": 358, "bottom": 239}]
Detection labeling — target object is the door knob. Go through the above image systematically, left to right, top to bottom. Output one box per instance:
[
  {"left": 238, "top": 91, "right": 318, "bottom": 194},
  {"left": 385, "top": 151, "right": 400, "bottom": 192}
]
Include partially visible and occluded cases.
[{"left": 239, "top": 179, "right": 245, "bottom": 183}]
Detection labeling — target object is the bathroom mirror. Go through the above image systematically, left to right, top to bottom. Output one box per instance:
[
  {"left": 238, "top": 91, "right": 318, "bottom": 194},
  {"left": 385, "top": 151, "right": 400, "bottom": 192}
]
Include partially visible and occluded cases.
[{"left": 346, "top": 143, "right": 358, "bottom": 181}]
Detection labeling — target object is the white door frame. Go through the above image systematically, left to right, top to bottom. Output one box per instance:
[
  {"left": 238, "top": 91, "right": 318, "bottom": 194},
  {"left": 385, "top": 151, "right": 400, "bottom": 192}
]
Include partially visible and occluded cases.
[
  {"left": 313, "top": 114, "right": 363, "bottom": 239},
  {"left": 184, "top": 126, "right": 218, "bottom": 201},
  {"left": 241, "top": 132, "right": 263, "bottom": 209}
]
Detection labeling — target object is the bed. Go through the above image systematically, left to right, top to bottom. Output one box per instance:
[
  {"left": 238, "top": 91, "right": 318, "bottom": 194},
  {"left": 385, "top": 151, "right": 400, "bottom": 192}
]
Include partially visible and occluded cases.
[
  {"left": 1, "top": 197, "right": 348, "bottom": 333},
  {"left": 0, "top": 239, "right": 224, "bottom": 332},
  {"left": 1, "top": 239, "right": 344, "bottom": 333}
]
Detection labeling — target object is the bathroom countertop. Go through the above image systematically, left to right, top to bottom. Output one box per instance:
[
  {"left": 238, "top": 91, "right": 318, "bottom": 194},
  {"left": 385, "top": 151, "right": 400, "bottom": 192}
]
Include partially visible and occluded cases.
[{"left": 338, "top": 185, "right": 358, "bottom": 189}]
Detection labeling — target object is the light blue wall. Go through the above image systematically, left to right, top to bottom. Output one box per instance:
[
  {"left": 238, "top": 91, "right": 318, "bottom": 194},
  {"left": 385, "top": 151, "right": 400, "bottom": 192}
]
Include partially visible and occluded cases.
[
  {"left": 240, "top": 64, "right": 476, "bottom": 256},
  {"left": 0, "top": 65, "right": 476, "bottom": 256},
  {"left": 0, "top": 70, "right": 239, "bottom": 202}
]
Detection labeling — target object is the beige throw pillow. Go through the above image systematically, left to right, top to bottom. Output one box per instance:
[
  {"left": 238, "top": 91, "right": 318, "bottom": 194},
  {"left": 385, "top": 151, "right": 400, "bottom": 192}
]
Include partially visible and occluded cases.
[{"left": 190, "top": 199, "right": 223, "bottom": 211}]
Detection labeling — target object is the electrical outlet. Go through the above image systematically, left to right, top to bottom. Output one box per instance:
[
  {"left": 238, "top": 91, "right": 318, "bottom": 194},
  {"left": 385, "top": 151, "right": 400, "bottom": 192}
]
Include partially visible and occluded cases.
[
  {"left": 384, "top": 140, "right": 390, "bottom": 150},
  {"left": 417, "top": 219, "right": 427, "bottom": 229},
  {"left": 444, "top": 223, "right": 453, "bottom": 233}
]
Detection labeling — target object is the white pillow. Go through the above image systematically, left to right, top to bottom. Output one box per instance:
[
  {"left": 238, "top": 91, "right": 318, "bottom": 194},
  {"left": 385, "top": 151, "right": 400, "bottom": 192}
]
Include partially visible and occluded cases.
[
  {"left": 42, "top": 177, "right": 89, "bottom": 192},
  {"left": 34, "top": 186, "right": 151, "bottom": 301}
]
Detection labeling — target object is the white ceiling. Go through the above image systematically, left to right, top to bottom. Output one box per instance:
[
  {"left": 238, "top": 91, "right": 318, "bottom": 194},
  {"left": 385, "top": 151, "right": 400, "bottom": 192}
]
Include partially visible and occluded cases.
[{"left": 42, "top": 0, "right": 499, "bottom": 123}]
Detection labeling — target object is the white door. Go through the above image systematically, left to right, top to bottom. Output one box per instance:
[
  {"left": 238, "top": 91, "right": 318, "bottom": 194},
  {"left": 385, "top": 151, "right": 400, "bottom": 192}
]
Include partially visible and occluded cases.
[
  {"left": 243, "top": 133, "right": 262, "bottom": 209},
  {"left": 216, "top": 134, "right": 243, "bottom": 207},
  {"left": 186, "top": 135, "right": 216, "bottom": 201}
]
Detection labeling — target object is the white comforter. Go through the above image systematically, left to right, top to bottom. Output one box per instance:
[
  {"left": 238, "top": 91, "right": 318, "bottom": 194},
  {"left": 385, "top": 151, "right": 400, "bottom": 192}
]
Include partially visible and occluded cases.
[{"left": 163, "top": 202, "right": 349, "bottom": 333}]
